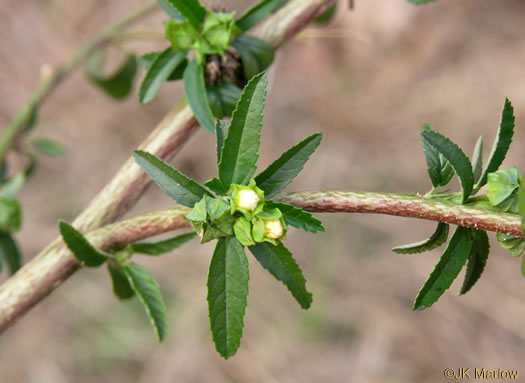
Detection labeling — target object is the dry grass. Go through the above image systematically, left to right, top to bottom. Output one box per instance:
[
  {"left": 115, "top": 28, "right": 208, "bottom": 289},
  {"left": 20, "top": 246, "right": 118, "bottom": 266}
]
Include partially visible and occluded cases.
[{"left": 1, "top": 0, "right": 525, "bottom": 382}]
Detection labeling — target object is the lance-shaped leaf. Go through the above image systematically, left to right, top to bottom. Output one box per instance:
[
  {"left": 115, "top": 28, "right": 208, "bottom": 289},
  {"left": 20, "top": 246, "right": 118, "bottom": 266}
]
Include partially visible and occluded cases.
[
  {"left": 157, "top": 0, "right": 184, "bottom": 20},
  {"left": 162, "top": 0, "right": 206, "bottom": 29},
  {"left": 236, "top": 0, "right": 283, "bottom": 31},
  {"left": 315, "top": 3, "right": 337, "bottom": 24},
  {"left": 232, "top": 36, "right": 275, "bottom": 80},
  {"left": 139, "top": 49, "right": 187, "bottom": 104},
  {"left": 85, "top": 50, "right": 137, "bottom": 100},
  {"left": 140, "top": 51, "right": 187, "bottom": 81},
  {"left": 183, "top": 59, "right": 216, "bottom": 132},
  {"left": 218, "top": 72, "right": 267, "bottom": 188},
  {"left": 207, "top": 82, "right": 242, "bottom": 119},
  {"left": 475, "top": 98, "right": 515, "bottom": 190},
  {"left": 215, "top": 120, "right": 228, "bottom": 165},
  {"left": 420, "top": 123, "right": 453, "bottom": 188},
  {"left": 421, "top": 126, "right": 474, "bottom": 203},
  {"left": 255, "top": 133, "right": 322, "bottom": 197},
  {"left": 471, "top": 136, "right": 483, "bottom": 184},
  {"left": 31, "top": 138, "right": 66, "bottom": 157},
  {"left": 134, "top": 150, "right": 212, "bottom": 207},
  {"left": 264, "top": 201, "right": 324, "bottom": 233},
  {"left": 59, "top": 221, "right": 110, "bottom": 267},
  {"left": 392, "top": 222, "right": 449, "bottom": 254},
  {"left": 413, "top": 226, "right": 474, "bottom": 310},
  {"left": 459, "top": 230, "right": 489, "bottom": 295},
  {"left": 0, "top": 232, "right": 21, "bottom": 275},
  {"left": 130, "top": 232, "right": 196, "bottom": 255},
  {"left": 207, "top": 237, "right": 249, "bottom": 359},
  {"left": 249, "top": 242, "right": 312, "bottom": 309},
  {"left": 124, "top": 262, "right": 168, "bottom": 342},
  {"left": 107, "top": 263, "right": 135, "bottom": 299}
]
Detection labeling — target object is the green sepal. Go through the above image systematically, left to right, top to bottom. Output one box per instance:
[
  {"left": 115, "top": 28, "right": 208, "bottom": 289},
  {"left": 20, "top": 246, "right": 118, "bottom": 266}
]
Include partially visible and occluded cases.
[
  {"left": 201, "top": 11, "right": 236, "bottom": 54},
  {"left": 164, "top": 19, "right": 196, "bottom": 51},
  {"left": 486, "top": 167, "right": 520, "bottom": 207},
  {"left": 228, "top": 180, "right": 265, "bottom": 220},
  {"left": 185, "top": 195, "right": 235, "bottom": 243},
  {"left": 264, "top": 201, "right": 324, "bottom": 233},
  {"left": 233, "top": 216, "right": 256, "bottom": 246},
  {"left": 58, "top": 221, "right": 111, "bottom": 267},
  {"left": 392, "top": 222, "right": 449, "bottom": 254},
  {"left": 413, "top": 226, "right": 474, "bottom": 310},
  {"left": 459, "top": 230, "right": 489, "bottom": 295},
  {"left": 0, "top": 232, "right": 21, "bottom": 275},
  {"left": 130, "top": 232, "right": 196, "bottom": 255},
  {"left": 207, "top": 237, "right": 249, "bottom": 359},
  {"left": 248, "top": 242, "right": 312, "bottom": 309},
  {"left": 124, "top": 262, "right": 168, "bottom": 342},
  {"left": 107, "top": 263, "right": 135, "bottom": 300}
]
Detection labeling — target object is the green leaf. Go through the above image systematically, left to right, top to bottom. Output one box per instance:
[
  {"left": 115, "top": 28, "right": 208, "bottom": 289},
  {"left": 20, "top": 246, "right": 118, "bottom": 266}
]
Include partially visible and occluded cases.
[
  {"left": 157, "top": 0, "right": 184, "bottom": 20},
  {"left": 162, "top": 0, "right": 206, "bottom": 29},
  {"left": 236, "top": 0, "right": 283, "bottom": 31},
  {"left": 408, "top": 0, "right": 437, "bottom": 4},
  {"left": 315, "top": 3, "right": 337, "bottom": 24},
  {"left": 232, "top": 36, "right": 275, "bottom": 80},
  {"left": 139, "top": 49, "right": 187, "bottom": 104},
  {"left": 85, "top": 50, "right": 137, "bottom": 100},
  {"left": 140, "top": 51, "right": 188, "bottom": 81},
  {"left": 183, "top": 59, "right": 216, "bottom": 132},
  {"left": 218, "top": 72, "right": 267, "bottom": 189},
  {"left": 207, "top": 82, "right": 242, "bottom": 119},
  {"left": 475, "top": 98, "right": 515, "bottom": 190},
  {"left": 215, "top": 120, "right": 228, "bottom": 165},
  {"left": 420, "top": 124, "right": 453, "bottom": 188},
  {"left": 421, "top": 126, "right": 474, "bottom": 203},
  {"left": 255, "top": 133, "right": 322, "bottom": 197},
  {"left": 471, "top": 136, "right": 483, "bottom": 184},
  {"left": 31, "top": 138, "right": 66, "bottom": 157},
  {"left": 133, "top": 150, "right": 212, "bottom": 207},
  {"left": 0, "top": 162, "right": 7, "bottom": 182},
  {"left": 486, "top": 167, "right": 520, "bottom": 207},
  {"left": 0, "top": 172, "right": 25, "bottom": 200},
  {"left": 204, "top": 177, "right": 227, "bottom": 195},
  {"left": 519, "top": 183, "right": 525, "bottom": 234},
  {"left": 0, "top": 198, "right": 21, "bottom": 232},
  {"left": 264, "top": 201, "right": 324, "bottom": 233},
  {"left": 233, "top": 217, "right": 256, "bottom": 246},
  {"left": 59, "top": 221, "right": 110, "bottom": 267},
  {"left": 392, "top": 222, "right": 449, "bottom": 254},
  {"left": 413, "top": 226, "right": 474, "bottom": 310},
  {"left": 459, "top": 230, "right": 489, "bottom": 295},
  {"left": 0, "top": 232, "right": 21, "bottom": 275},
  {"left": 130, "top": 232, "right": 196, "bottom": 255},
  {"left": 497, "top": 233, "right": 525, "bottom": 258},
  {"left": 207, "top": 237, "right": 249, "bottom": 359},
  {"left": 249, "top": 242, "right": 312, "bottom": 309},
  {"left": 522, "top": 256, "right": 525, "bottom": 278},
  {"left": 124, "top": 262, "right": 168, "bottom": 342},
  {"left": 107, "top": 263, "right": 135, "bottom": 299}
]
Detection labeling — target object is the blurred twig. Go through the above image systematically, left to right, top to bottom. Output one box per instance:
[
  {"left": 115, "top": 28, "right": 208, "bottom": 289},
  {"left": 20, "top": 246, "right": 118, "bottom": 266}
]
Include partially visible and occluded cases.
[{"left": 0, "top": 1, "right": 158, "bottom": 165}]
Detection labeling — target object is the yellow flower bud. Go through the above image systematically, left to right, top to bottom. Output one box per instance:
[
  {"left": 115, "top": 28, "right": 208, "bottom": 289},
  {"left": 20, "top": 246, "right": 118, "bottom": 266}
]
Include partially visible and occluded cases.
[{"left": 237, "top": 189, "right": 260, "bottom": 211}]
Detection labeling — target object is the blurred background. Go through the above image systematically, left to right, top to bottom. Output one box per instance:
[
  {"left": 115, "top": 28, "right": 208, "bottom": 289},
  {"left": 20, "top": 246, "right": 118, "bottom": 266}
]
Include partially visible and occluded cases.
[{"left": 1, "top": 0, "right": 525, "bottom": 382}]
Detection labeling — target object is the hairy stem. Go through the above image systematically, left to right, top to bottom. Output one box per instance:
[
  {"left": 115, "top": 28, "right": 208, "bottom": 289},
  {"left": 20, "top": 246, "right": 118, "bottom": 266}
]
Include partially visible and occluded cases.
[
  {"left": 0, "top": 0, "right": 335, "bottom": 333},
  {"left": 0, "top": 1, "right": 157, "bottom": 164}
]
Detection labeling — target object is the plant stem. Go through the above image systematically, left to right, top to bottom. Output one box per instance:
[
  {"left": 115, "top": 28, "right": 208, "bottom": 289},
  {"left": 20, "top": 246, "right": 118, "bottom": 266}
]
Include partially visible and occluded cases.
[
  {"left": 0, "top": 0, "right": 336, "bottom": 334},
  {"left": 0, "top": 1, "right": 158, "bottom": 165}
]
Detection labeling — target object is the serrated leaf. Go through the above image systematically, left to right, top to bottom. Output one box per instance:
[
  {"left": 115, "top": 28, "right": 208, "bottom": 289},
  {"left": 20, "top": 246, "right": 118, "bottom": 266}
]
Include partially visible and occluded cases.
[
  {"left": 157, "top": 0, "right": 184, "bottom": 20},
  {"left": 162, "top": 0, "right": 205, "bottom": 29},
  {"left": 236, "top": 0, "right": 283, "bottom": 31},
  {"left": 315, "top": 3, "right": 337, "bottom": 24},
  {"left": 232, "top": 36, "right": 275, "bottom": 80},
  {"left": 139, "top": 49, "right": 187, "bottom": 104},
  {"left": 85, "top": 50, "right": 137, "bottom": 100},
  {"left": 140, "top": 51, "right": 187, "bottom": 81},
  {"left": 183, "top": 59, "right": 215, "bottom": 132},
  {"left": 218, "top": 72, "right": 267, "bottom": 189},
  {"left": 207, "top": 82, "right": 242, "bottom": 119},
  {"left": 475, "top": 98, "right": 515, "bottom": 190},
  {"left": 215, "top": 120, "right": 228, "bottom": 165},
  {"left": 420, "top": 124, "right": 453, "bottom": 188},
  {"left": 421, "top": 126, "right": 474, "bottom": 203},
  {"left": 255, "top": 133, "right": 322, "bottom": 197},
  {"left": 472, "top": 136, "right": 483, "bottom": 184},
  {"left": 31, "top": 138, "right": 66, "bottom": 157},
  {"left": 133, "top": 150, "right": 212, "bottom": 207},
  {"left": 486, "top": 167, "right": 520, "bottom": 207},
  {"left": 204, "top": 177, "right": 227, "bottom": 195},
  {"left": 264, "top": 201, "right": 324, "bottom": 233},
  {"left": 59, "top": 221, "right": 109, "bottom": 267},
  {"left": 392, "top": 222, "right": 449, "bottom": 254},
  {"left": 413, "top": 226, "right": 474, "bottom": 310},
  {"left": 459, "top": 230, "right": 489, "bottom": 295},
  {"left": 0, "top": 232, "right": 21, "bottom": 275},
  {"left": 130, "top": 232, "right": 196, "bottom": 255},
  {"left": 207, "top": 237, "right": 249, "bottom": 359},
  {"left": 249, "top": 242, "right": 312, "bottom": 309},
  {"left": 124, "top": 262, "right": 168, "bottom": 342},
  {"left": 107, "top": 263, "right": 135, "bottom": 299}
]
